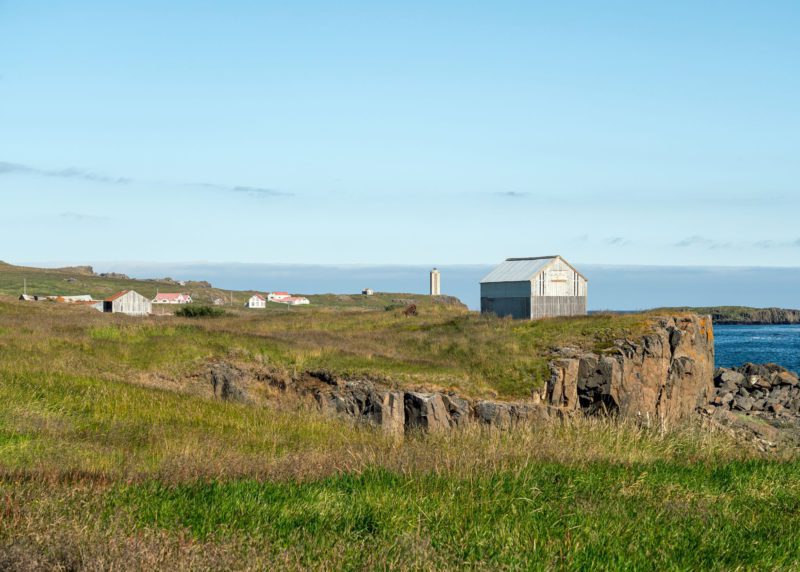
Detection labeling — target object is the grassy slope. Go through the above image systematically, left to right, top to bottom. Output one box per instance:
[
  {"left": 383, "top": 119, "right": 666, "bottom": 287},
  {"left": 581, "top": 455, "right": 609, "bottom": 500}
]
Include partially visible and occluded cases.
[
  {"left": 0, "top": 260, "right": 456, "bottom": 311},
  {"left": 2, "top": 266, "right": 798, "bottom": 569},
  {"left": 0, "top": 294, "right": 651, "bottom": 399}
]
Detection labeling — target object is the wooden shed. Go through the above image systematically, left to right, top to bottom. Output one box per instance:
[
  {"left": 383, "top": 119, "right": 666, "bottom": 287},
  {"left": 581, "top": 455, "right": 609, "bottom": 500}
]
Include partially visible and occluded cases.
[
  {"left": 480, "top": 255, "right": 588, "bottom": 320},
  {"left": 103, "top": 290, "right": 152, "bottom": 316}
]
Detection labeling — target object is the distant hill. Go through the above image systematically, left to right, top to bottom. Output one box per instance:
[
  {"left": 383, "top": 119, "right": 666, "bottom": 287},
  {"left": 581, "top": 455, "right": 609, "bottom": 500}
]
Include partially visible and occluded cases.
[
  {"left": 0, "top": 260, "right": 467, "bottom": 311},
  {"left": 658, "top": 306, "right": 800, "bottom": 325}
]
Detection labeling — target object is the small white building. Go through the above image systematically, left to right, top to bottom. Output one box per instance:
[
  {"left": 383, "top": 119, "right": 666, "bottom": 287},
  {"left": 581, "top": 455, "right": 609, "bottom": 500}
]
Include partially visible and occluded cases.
[
  {"left": 480, "top": 255, "right": 588, "bottom": 320},
  {"left": 362, "top": 288, "right": 374, "bottom": 296},
  {"left": 103, "top": 290, "right": 152, "bottom": 316},
  {"left": 267, "top": 292, "right": 290, "bottom": 301},
  {"left": 153, "top": 293, "right": 193, "bottom": 305},
  {"left": 246, "top": 294, "right": 266, "bottom": 309},
  {"left": 55, "top": 295, "right": 94, "bottom": 303},
  {"left": 269, "top": 295, "right": 310, "bottom": 306}
]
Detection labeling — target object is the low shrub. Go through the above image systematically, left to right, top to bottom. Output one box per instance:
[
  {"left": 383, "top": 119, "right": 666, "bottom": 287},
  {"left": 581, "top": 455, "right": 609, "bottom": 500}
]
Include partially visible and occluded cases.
[{"left": 175, "top": 305, "right": 225, "bottom": 318}]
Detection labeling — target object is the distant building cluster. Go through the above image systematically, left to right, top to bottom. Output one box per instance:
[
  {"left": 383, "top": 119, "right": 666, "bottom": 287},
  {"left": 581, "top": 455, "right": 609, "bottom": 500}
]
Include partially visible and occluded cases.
[
  {"left": 16, "top": 257, "right": 589, "bottom": 321},
  {"left": 152, "top": 292, "right": 193, "bottom": 304},
  {"left": 246, "top": 292, "right": 310, "bottom": 309}
]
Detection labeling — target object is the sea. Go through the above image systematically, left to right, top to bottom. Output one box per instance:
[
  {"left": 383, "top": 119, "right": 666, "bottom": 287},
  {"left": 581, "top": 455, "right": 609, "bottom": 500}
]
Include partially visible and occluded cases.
[{"left": 715, "top": 325, "right": 800, "bottom": 374}]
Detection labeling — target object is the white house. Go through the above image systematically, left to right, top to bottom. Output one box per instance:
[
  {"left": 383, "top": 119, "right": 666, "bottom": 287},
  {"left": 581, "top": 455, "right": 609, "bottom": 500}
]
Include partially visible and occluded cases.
[
  {"left": 362, "top": 288, "right": 374, "bottom": 296},
  {"left": 267, "top": 292, "right": 290, "bottom": 301},
  {"left": 153, "top": 293, "right": 193, "bottom": 304},
  {"left": 246, "top": 294, "right": 266, "bottom": 309},
  {"left": 269, "top": 295, "right": 310, "bottom": 306}
]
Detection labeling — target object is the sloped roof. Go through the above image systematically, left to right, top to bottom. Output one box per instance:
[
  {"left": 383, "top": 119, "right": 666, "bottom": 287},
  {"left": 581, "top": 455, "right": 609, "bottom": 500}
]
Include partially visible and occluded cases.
[
  {"left": 480, "top": 256, "right": 587, "bottom": 283},
  {"left": 480, "top": 257, "right": 556, "bottom": 283},
  {"left": 105, "top": 290, "right": 130, "bottom": 302},
  {"left": 154, "top": 293, "right": 189, "bottom": 301}
]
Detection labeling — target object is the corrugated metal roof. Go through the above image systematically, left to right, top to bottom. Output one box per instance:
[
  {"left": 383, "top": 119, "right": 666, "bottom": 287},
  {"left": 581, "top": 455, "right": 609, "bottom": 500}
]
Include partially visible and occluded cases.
[
  {"left": 480, "top": 257, "right": 557, "bottom": 283},
  {"left": 105, "top": 290, "right": 130, "bottom": 302}
]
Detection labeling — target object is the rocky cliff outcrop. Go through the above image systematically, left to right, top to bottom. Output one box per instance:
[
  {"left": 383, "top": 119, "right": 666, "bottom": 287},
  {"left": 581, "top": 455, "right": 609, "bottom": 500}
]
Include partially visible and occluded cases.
[
  {"left": 715, "top": 308, "right": 800, "bottom": 325},
  {"left": 225, "top": 314, "right": 715, "bottom": 435},
  {"left": 548, "top": 315, "right": 715, "bottom": 426}
]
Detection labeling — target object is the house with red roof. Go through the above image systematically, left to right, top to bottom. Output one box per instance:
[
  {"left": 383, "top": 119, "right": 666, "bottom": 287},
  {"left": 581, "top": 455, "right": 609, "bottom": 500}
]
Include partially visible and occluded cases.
[
  {"left": 152, "top": 292, "right": 193, "bottom": 305},
  {"left": 246, "top": 294, "right": 266, "bottom": 309},
  {"left": 268, "top": 294, "right": 310, "bottom": 306}
]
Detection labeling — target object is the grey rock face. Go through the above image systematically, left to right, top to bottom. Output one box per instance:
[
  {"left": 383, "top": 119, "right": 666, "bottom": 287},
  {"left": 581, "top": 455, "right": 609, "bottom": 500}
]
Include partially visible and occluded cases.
[
  {"left": 210, "top": 363, "right": 248, "bottom": 402},
  {"left": 404, "top": 392, "right": 451, "bottom": 432}
]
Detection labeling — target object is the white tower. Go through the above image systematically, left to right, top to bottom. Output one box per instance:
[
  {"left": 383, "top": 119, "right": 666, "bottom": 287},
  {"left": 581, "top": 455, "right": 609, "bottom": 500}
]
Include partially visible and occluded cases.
[{"left": 429, "top": 268, "right": 441, "bottom": 296}]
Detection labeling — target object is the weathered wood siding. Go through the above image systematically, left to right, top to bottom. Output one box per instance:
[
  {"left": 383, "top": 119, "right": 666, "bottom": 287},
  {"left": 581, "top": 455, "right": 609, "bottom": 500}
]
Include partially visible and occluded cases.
[
  {"left": 532, "top": 258, "right": 587, "bottom": 298},
  {"left": 104, "top": 291, "right": 152, "bottom": 316},
  {"left": 531, "top": 296, "right": 586, "bottom": 319}
]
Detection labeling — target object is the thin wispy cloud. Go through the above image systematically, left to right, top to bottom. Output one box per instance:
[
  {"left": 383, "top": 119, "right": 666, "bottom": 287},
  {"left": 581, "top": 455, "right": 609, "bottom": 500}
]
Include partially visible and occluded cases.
[
  {"left": 1, "top": 160, "right": 291, "bottom": 198},
  {"left": 0, "top": 161, "right": 130, "bottom": 184},
  {"left": 194, "top": 182, "right": 291, "bottom": 197},
  {"left": 230, "top": 185, "right": 291, "bottom": 198},
  {"left": 495, "top": 191, "right": 529, "bottom": 198},
  {"left": 60, "top": 212, "right": 111, "bottom": 223},
  {"left": 675, "top": 236, "right": 733, "bottom": 249},
  {"left": 676, "top": 236, "right": 800, "bottom": 250},
  {"left": 605, "top": 237, "right": 630, "bottom": 246},
  {"left": 753, "top": 238, "right": 800, "bottom": 249}
]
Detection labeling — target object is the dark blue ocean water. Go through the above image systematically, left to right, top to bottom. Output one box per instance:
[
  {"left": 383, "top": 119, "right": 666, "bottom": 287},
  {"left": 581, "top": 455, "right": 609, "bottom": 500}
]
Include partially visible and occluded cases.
[{"left": 714, "top": 325, "right": 800, "bottom": 374}]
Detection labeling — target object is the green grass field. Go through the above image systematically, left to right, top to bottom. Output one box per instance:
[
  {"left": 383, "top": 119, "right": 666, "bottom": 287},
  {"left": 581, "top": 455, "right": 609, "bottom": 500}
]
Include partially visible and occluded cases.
[
  {"left": 2, "top": 264, "right": 799, "bottom": 570},
  {"left": 2, "top": 365, "right": 798, "bottom": 570}
]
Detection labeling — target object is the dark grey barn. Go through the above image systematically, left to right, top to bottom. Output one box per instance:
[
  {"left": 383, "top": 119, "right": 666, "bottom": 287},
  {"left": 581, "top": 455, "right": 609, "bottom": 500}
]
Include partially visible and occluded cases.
[{"left": 480, "top": 255, "right": 588, "bottom": 320}]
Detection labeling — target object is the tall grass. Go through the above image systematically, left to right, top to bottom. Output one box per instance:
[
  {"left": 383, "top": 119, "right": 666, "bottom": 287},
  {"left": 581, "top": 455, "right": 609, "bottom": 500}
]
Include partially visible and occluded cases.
[
  {"left": 2, "top": 295, "right": 793, "bottom": 570},
  {"left": 0, "top": 297, "right": 650, "bottom": 399}
]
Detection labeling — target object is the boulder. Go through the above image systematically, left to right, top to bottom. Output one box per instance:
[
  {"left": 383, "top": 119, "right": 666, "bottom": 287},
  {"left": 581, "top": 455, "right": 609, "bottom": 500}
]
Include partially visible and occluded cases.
[
  {"left": 547, "top": 358, "right": 580, "bottom": 410},
  {"left": 209, "top": 363, "right": 248, "bottom": 402},
  {"left": 715, "top": 368, "right": 746, "bottom": 390},
  {"left": 368, "top": 391, "right": 405, "bottom": 435},
  {"left": 404, "top": 392, "right": 450, "bottom": 432},
  {"left": 442, "top": 395, "right": 471, "bottom": 427},
  {"left": 733, "top": 395, "right": 754, "bottom": 412},
  {"left": 474, "top": 401, "right": 512, "bottom": 426}
]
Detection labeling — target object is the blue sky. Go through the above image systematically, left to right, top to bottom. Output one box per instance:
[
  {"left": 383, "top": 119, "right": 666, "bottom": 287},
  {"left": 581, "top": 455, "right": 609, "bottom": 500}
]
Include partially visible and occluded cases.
[{"left": 1, "top": 1, "right": 799, "bottom": 267}]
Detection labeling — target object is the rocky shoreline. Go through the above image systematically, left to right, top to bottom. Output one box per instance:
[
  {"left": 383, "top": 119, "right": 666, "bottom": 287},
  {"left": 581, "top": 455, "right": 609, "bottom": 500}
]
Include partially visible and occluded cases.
[
  {"left": 702, "top": 307, "right": 800, "bottom": 325},
  {"left": 708, "top": 363, "right": 800, "bottom": 417}
]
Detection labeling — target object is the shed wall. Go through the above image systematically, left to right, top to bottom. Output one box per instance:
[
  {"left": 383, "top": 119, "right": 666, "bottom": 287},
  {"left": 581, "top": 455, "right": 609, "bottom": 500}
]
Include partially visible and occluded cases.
[
  {"left": 480, "top": 281, "right": 532, "bottom": 298},
  {"left": 108, "top": 292, "right": 151, "bottom": 316},
  {"left": 480, "top": 296, "right": 530, "bottom": 320},
  {"left": 531, "top": 296, "right": 586, "bottom": 319}
]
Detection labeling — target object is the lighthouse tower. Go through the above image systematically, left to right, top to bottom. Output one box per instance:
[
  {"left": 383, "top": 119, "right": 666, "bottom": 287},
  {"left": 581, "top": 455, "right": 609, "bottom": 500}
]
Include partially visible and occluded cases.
[{"left": 429, "top": 268, "right": 441, "bottom": 296}]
